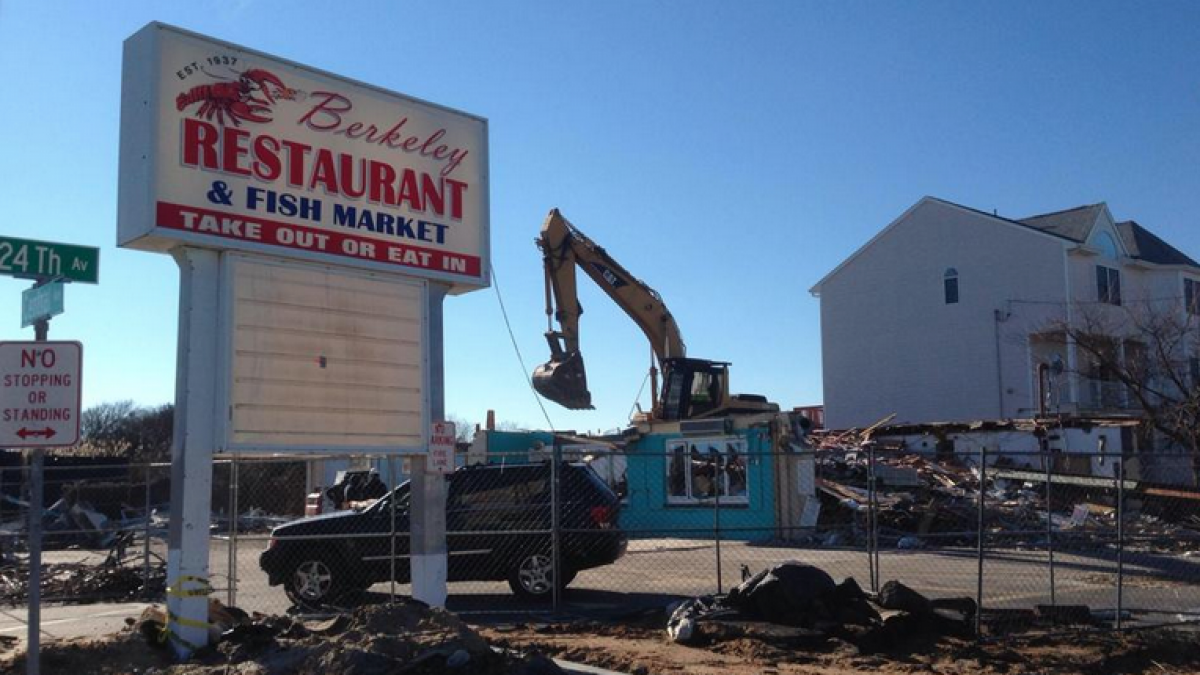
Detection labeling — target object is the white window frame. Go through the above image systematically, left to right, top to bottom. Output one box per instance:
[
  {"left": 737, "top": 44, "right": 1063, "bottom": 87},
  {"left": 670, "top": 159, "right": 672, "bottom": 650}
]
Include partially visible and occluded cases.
[
  {"left": 1097, "top": 265, "right": 1121, "bottom": 305},
  {"left": 665, "top": 437, "right": 749, "bottom": 505}
]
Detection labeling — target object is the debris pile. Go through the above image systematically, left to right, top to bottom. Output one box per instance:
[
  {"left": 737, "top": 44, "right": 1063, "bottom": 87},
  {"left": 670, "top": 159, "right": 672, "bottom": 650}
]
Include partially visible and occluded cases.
[
  {"left": 809, "top": 444, "right": 1200, "bottom": 551},
  {"left": 0, "top": 557, "right": 165, "bottom": 605},
  {"left": 666, "top": 562, "right": 977, "bottom": 653},
  {"left": 7, "top": 601, "right": 567, "bottom": 675}
]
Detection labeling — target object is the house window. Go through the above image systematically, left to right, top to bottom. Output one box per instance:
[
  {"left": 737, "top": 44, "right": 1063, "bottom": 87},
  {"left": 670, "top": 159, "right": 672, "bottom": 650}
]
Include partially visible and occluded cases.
[
  {"left": 1095, "top": 231, "right": 1120, "bottom": 259},
  {"left": 1096, "top": 265, "right": 1121, "bottom": 305},
  {"left": 943, "top": 268, "right": 959, "bottom": 304},
  {"left": 1186, "top": 279, "right": 1199, "bottom": 315},
  {"left": 666, "top": 438, "right": 749, "bottom": 504}
]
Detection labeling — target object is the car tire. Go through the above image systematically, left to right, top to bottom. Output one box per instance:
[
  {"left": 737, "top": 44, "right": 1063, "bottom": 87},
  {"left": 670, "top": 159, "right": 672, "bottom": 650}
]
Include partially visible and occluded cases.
[
  {"left": 283, "top": 552, "right": 349, "bottom": 608},
  {"left": 507, "top": 553, "right": 574, "bottom": 600}
]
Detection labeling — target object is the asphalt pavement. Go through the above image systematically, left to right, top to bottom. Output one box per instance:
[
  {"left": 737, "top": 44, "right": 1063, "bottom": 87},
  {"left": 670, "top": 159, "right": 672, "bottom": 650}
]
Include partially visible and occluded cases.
[{"left": 4, "top": 536, "right": 1199, "bottom": 652}]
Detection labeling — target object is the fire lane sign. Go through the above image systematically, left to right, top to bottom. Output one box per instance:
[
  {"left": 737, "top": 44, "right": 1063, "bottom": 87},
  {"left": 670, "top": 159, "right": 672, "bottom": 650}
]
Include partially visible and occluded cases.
[
  {"left": 0, "top": 341, "right": 82, "bottom": 448},
  {"left": 430, "top": 421, "right": 456, "bottom": 474}
]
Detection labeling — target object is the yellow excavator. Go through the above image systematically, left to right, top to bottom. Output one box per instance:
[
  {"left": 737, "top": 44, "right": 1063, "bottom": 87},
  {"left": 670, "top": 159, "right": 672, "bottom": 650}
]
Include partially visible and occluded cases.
[{"left": 532, "top": 209, "right": 778, "bottom": 422}]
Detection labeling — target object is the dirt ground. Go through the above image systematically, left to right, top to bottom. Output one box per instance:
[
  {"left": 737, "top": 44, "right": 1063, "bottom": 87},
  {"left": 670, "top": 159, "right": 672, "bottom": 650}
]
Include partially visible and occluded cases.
[
  {"left": 6, "top": 604, "right": 1200, "bottom": 675},
  {"left": 480, "top": 618, "right": 1200, "bottom": 675}
]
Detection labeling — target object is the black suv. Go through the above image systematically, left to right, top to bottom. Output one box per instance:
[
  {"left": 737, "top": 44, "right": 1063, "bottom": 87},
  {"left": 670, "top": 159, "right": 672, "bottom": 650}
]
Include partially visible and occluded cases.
[{"left": 260, "top": 461, "right": 626, "bottom": 605}]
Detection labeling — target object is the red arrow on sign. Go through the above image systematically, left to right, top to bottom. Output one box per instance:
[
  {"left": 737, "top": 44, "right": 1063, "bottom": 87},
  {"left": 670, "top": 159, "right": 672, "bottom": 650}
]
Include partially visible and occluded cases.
[{"left": 17, "top": 427, "right": 56, "bottom": 440}]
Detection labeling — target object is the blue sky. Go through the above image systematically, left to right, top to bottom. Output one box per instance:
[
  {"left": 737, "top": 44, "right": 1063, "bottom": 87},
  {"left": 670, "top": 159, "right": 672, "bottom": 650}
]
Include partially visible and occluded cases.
[{"left": 1, "top": 1, "right": 1199, "bottom": 433}]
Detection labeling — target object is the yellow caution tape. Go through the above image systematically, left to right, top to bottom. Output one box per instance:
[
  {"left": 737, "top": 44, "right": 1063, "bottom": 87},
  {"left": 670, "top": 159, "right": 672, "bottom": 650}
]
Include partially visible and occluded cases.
[
  {"left": 165, "top": 574, "right": 212, "bottom": 598},
  {"left": 167, "top": 609, "right": 210, "bottom": 631}
]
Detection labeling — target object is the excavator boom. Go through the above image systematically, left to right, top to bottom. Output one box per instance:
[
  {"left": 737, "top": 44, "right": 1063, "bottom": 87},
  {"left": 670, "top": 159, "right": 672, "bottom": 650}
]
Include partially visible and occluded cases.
[{"left": 532, "top": 209, "right": 684, "bottom": 410}]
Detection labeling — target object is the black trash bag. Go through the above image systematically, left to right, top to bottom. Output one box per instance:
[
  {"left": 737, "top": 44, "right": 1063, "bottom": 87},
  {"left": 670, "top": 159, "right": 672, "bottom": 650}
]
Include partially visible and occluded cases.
[{"left": 727, "top": 562, "right": 837, "bottom": 625}]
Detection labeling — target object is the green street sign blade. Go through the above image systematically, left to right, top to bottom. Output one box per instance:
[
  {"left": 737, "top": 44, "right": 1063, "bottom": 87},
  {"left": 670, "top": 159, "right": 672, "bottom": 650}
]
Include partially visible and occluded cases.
[
  {"left": 0, "top": 236, "right": 99, "bottom": 284},
  {"left": 22, "top": 281, "right": 65, "bottom": 327}
]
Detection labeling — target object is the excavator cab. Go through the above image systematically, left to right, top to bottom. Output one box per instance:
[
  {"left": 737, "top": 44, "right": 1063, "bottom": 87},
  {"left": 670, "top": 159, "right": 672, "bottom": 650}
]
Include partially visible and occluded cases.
[
  {"left": 532, "top": 335, "right": 594, "bottom": 410},
  {"left": 658, "top": 358, "right": 729, "bottom": 421},
  {"left": 659, "top": 358, "right": 778, "bottom": 421}
]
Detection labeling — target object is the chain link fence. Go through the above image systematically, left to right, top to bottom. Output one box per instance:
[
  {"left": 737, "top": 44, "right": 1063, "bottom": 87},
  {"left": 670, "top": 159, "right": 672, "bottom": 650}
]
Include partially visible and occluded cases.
[{"left": 7, "top": 445, "right": 1200, "bottom": 647}]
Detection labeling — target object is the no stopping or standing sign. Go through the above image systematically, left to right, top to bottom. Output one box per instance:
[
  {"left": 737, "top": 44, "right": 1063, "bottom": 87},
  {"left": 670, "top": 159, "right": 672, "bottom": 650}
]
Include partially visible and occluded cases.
[{"left": 0, "top": 341, "right": 82, "bottom": 447}]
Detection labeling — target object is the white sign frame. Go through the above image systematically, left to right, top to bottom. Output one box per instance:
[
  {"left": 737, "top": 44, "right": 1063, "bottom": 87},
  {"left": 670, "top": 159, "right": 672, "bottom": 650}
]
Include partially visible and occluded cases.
[
  {"left": 118, "top": 22, "right": 490, "bottom": 294},
  {"left": 215, "top": 253, "right": 430, "bottom": 455},
  {"left": 0, "top": 341, "right": 82, "bottom": 448}
]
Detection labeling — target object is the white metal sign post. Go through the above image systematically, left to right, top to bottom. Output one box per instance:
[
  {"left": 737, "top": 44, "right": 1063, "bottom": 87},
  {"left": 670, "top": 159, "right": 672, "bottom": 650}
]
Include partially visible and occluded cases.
[{"left": 119, "top": 23, "right": 489, "bottom": 657}]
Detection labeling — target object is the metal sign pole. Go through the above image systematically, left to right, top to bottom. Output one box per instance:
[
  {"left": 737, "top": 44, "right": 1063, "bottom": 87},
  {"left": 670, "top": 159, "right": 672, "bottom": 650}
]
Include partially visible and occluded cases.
[
  {"left": 26, "top": 303, "right": 50, "bottom": 675},
  {"left": 27, "top": 449, "right": 43, "bottom": 675}
]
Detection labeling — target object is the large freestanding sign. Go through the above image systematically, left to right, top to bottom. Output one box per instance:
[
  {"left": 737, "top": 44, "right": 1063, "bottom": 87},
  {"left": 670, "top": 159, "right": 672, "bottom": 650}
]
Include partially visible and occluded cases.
[
  {"left": 118, "top": 23, "right": 487, "bottom": 655},
  {"left": 119, "top": 23, "right": 489, "bottom": 292}
]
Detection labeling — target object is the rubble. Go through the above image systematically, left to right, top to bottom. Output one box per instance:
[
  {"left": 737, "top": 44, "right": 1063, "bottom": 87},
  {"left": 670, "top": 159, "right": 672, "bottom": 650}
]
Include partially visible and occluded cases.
[
  {"left": 807, "top": 442, "right": 1200, "bottom": 552},
  {"left": 0, "top": 557, "right": 165, "bottom": 605},
  {"left": 7, "top": 601, "right": 565, "bottom": 675}
]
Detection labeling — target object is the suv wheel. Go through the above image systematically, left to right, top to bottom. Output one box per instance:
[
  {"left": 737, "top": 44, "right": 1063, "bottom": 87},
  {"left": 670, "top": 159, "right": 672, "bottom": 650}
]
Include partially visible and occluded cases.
[
  {"left": 284, "top": 553, "right": 348, "bottom": 607},
  {"left": 507, "top": 553, "right": 575, "bottom": 599}
]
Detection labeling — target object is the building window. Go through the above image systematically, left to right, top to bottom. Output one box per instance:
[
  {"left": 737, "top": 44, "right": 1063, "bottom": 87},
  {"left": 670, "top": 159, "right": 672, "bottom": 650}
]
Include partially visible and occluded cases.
[
  {"left": 1095, "top": 231, "right": 1120, "bottom": 259},
  {"left": 1096, "top": 265, "right": 1121, "bottom": 305},
  {"left": 944, "top": 268, "right": 959, "bottom": 305},
  {"left": 1186, "top": 279, "right": 1199, "bottom": 315},
  {"left": 666, "top": 438, "right": 749, "bottom": 504}
]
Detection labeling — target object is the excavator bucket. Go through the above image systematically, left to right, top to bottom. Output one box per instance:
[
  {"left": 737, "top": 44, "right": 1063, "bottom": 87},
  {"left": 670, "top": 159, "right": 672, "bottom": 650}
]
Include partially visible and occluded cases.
[{"left": 532, "top": 351, "right": 594, "bottom": 409}]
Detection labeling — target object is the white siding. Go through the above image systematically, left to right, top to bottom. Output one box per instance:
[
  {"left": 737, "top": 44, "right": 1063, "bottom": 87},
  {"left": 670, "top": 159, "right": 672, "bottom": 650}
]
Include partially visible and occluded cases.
[{"left": 820, "top": 199, "right": 1068, "bottom": 428}]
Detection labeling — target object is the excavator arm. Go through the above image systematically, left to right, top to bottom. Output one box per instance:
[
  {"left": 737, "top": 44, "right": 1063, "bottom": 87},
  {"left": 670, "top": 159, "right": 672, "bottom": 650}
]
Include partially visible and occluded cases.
[{"left": 532, "top": 208, "right": 685, "bottom": 410}]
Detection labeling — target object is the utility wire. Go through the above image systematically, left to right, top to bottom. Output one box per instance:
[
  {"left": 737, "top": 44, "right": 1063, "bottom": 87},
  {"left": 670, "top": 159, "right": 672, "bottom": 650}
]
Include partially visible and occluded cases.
[{"left": 491, "top": 264, "right": 555, "bottom": 432}]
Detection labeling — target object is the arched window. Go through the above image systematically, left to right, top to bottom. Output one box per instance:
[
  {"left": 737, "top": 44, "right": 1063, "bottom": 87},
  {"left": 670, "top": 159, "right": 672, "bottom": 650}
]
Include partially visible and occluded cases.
[
  {"left": 1095, "top": 231, "right": 1119, "bottom": 259},
  {"left": 944, "top": 268, "right": 959, "bottom": 304}
]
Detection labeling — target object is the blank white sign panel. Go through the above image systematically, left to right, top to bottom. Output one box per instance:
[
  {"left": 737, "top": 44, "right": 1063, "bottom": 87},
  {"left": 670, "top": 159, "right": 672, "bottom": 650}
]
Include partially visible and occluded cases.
[{"left": 227, "top": 257, "right": 426, "bottom": 451}]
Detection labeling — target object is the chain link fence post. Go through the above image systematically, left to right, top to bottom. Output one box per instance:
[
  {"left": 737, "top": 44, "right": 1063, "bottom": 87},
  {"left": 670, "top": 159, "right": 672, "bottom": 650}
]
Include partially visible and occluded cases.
[
  {"left": 551, "top": 442, "right": 562, "bottom": 612},
  {"left": 867, "top": 443, "right": 879, "bottom": 593},
  {"left": 975, "top": 444, "right": 986, "bottom": 638},
  {"left": 1045, "top": 446, "right": 1056, "bottom": 609},
  {"left": 714, "top": 453, "right": 723, "bottom": 596},
  {"left": 1116, "top": 453, "right": 1125, "bottom": 630},
  {"left": 389, "top": 456, "right": 398, "bottom": 605},
  {"left": 227, "top": 458, "right": 239, "bottom": 608},
  {"left": 143, "top": 466, "right": 153, "bottom": 599}
]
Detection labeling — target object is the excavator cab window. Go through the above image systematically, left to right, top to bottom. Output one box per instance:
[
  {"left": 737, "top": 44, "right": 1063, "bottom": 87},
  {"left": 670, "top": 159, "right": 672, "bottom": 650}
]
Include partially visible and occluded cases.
[{"left": 659, "top": 359, "right": 727, "bottom": 420}]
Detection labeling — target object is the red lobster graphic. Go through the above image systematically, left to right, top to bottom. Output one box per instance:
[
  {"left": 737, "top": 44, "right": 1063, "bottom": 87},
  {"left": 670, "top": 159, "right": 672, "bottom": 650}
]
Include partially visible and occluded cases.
[{"left": 176, "top": 69, "right": 296, "bottom": 126}]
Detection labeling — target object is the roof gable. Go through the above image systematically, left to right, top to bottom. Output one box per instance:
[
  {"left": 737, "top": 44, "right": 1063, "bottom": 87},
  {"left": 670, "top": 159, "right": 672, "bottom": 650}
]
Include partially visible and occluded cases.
[{"left": 1018, "top": 203, "right": 1106, "bottom": 242}]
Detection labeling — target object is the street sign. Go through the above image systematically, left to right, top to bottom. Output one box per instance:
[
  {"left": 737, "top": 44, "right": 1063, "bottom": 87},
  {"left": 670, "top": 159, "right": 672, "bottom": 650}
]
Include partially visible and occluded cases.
[
  {"left": 0, "top": 236, "right": 99, "bottom": 284},
  {"left": 21, "top": 281, "right": 64, "bottom": 328},
  {"left": 0, "top": 341, "right": 82, "bottom": 447},
  {"left": 430, "top": 421, "right": 456, "bottom": 474}
]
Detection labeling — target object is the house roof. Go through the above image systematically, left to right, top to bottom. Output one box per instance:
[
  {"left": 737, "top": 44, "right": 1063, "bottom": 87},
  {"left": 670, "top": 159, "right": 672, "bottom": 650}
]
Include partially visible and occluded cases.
[
  {"left": 811, "top": 197, "right": 1200, "bottom": 295},
  {"left": 1018, "top": 203, "right": 1200, "bottom": 268},
  {"left": 1018, "top": 204, "right": 1107, "bottom": 241},
  {"left": 1116, "top": 220, "right": 1200, "bottom": 267}
]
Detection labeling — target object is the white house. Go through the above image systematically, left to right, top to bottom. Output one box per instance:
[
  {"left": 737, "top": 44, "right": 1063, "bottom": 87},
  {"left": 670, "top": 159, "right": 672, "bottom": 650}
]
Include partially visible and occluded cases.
[{"left": 811, "top": 197, "right": 1200, "bottom": 445}]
